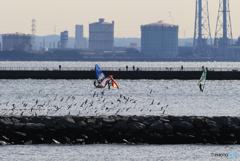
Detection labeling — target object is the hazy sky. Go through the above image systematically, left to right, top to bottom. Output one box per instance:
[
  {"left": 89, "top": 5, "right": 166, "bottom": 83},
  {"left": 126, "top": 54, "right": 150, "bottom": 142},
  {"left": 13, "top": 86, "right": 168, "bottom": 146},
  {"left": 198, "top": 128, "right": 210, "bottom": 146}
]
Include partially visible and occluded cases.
[{"left": 1, "top": 0, "right": 239, "bottom": 38}]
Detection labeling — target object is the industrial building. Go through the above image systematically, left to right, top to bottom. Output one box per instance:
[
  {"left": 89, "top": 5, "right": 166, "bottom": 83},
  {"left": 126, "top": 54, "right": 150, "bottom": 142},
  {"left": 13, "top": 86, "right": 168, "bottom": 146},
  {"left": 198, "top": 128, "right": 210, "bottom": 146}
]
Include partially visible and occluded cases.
[
  {"left": 89, "top": 18, "right": 114, "bottom": 51},
  {"left": 141, "top": 21, "right": 178, "bottom": 57},
  {"left": 75, "top": 25, "right": 85, "bottom": 49},
  {"left": 60, "top": 31, "right": 68, "bottom": 49},
  {"left": 2, "top": 32, "right": 31, "bottom": 52}
]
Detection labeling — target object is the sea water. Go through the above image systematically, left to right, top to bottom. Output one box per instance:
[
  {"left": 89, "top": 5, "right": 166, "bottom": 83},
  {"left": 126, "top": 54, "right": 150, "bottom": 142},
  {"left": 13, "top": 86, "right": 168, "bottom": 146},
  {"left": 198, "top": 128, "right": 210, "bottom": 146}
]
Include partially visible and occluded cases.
[{"left": 0, "top": 61, "right": 240, "bottom": 161}]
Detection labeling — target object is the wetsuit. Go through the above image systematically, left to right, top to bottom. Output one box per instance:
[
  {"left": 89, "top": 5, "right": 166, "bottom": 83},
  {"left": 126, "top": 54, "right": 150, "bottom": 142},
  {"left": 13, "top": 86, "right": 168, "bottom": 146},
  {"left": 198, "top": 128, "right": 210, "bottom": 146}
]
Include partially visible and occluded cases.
[{"left": 199, "top": 83, "right": 203, "bottom": 92}]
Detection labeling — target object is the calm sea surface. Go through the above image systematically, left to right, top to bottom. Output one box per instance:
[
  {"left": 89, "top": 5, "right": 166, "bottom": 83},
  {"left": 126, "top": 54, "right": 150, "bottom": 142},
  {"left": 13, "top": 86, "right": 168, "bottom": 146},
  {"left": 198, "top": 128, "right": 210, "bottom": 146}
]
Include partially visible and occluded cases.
[{"left": 0, "top": 61, "right": 240, "bottom": 161}]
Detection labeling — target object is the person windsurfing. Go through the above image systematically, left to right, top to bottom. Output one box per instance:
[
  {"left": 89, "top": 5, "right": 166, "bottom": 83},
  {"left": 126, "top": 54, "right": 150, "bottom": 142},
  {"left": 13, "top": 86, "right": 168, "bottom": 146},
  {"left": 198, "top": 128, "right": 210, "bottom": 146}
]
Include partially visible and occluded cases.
[
  {"left": 94, "top": 64, "right": 119, "bottom": 89},
  {"left": 198, "top": 67, "right": 207, "bottom": 92},
  {"left": 94, "top": 80, "right": 98, "bottom": 88},
  {"left": 108, "top": 80, "right": 111, "bottom": 89},
  {"left": 199, "top": 83, "right": 203, "bottom": 92}
]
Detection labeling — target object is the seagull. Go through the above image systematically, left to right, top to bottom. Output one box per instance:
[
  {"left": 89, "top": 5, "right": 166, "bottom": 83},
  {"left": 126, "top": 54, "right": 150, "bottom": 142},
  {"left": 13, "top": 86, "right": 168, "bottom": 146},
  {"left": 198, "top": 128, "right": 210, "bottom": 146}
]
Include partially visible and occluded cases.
[
  {"left": 101, "top": 90, "right": 105, "bottom": 96},
  {"left": 150, "top": 100, "right": 154, "bottom": 105},
  {"left": 80, "top": 102, "right": 84, "bottom": 107},
  {"left": 12, "top": 104, "right": 16, "bottom": 110},
  {"left": 67, "top": 104, "right": 72, "bottom": 110},
  {"left": 115, "top": 109, "right": 120, "bottom": 115}
]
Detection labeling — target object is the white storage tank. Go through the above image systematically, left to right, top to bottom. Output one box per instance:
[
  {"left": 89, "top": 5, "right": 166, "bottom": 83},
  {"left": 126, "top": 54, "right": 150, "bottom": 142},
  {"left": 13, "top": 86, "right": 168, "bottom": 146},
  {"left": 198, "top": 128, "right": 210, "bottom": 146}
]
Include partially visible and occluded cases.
[
  {"left": 89, "top": 18, "right": 114, "bottom": 51},
  {"left": 141, "top": 21, "right": 178, "bottom": 57}
]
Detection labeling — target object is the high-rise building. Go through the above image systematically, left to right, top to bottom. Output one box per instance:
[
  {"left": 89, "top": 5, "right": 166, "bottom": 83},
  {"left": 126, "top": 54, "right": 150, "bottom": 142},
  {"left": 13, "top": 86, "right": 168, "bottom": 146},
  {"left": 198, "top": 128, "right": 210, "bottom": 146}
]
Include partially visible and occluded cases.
[
  {"left": 89, "top": 18, "right": 114, "bottom": 51},
  {"left": 75, "top": 25, "right": 84, "bottom": 49},
  {"left": 60, "top": 31, "right": 68, "bottom": 49},
  {"left": 2, "top": 32, "right": 31, "bottom": 52}
]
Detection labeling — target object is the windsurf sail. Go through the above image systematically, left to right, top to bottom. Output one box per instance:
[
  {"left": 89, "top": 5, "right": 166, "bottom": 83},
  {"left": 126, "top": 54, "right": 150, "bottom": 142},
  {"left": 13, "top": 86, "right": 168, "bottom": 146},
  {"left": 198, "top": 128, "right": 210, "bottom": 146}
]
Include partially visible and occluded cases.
[
  {"left": 95, "top": 64, "right": 106, "bottom": 83},
  {"left": 198, "top": 68, "right": 207, "bottom": 91},
  {"left": 97, "top": 75, "right": 119, "bottom": 89}
]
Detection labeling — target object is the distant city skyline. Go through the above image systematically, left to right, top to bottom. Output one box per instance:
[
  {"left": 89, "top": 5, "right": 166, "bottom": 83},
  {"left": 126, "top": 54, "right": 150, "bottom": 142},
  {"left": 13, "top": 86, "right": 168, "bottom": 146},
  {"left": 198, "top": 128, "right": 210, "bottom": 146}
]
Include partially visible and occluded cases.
[{"left": 0, "top": 0, "right": 240, "bottom": 38}]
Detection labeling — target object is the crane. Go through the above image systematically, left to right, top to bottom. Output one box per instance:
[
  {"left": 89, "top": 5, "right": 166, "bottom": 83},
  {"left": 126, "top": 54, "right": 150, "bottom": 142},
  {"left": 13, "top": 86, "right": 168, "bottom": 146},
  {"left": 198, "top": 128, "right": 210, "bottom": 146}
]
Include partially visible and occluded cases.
[{"left": 169, "top": 12, "right": 174, "bottom": 25}]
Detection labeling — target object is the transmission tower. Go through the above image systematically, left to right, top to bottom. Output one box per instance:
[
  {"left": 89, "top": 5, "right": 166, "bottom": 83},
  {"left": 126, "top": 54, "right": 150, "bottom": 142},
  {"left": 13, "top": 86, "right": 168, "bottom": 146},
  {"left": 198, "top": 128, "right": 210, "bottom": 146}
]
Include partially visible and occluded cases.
[
  {"left": 193, "top": 0, "right": 212, "bottom": 55},
  {"left": 214, "top": 0, "right": 233, "bottom": 58},
  {"left": 31, "top": 19, "right": 36, "bottom": 51}
]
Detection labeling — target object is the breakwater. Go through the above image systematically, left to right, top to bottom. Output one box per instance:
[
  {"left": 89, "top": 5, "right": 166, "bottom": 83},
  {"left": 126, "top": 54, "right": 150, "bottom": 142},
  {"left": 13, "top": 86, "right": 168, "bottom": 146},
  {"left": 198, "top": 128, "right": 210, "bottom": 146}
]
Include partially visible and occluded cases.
[
  {"left": 1, "top": 70, "right": 240, "bottom": 79},
  {"left": 0, "top": 115, "right": 240, "bottom": 145}
]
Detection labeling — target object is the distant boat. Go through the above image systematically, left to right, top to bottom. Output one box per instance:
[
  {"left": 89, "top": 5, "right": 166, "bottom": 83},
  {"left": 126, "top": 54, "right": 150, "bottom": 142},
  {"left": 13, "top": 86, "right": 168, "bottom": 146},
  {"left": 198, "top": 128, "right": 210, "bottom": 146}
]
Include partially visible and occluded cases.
[{"left": 95, "top": 64, "right": 119, "bottom": 89}]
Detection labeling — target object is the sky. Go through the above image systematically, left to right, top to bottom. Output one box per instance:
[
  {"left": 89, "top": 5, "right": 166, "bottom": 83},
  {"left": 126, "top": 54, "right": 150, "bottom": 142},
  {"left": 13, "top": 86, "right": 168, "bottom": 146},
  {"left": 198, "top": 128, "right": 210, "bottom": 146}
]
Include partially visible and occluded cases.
[{"left": 0, "top": 0, "right": 239, "bottom": 38}]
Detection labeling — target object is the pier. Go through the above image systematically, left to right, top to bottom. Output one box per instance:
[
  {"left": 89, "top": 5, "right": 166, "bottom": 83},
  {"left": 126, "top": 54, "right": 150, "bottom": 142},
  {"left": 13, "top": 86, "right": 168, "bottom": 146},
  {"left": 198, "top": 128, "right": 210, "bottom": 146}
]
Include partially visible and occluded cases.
[{"left": 0, "top": 67, "right": 240, "bottom": 80}]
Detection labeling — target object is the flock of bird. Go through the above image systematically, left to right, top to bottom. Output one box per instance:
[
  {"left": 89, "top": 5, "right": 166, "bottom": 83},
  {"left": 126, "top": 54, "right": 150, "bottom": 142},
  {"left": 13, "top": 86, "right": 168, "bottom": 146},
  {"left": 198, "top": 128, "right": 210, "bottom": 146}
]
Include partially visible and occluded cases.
[{"left": 0, "top": 87, "right": 169, "bottom": 116}]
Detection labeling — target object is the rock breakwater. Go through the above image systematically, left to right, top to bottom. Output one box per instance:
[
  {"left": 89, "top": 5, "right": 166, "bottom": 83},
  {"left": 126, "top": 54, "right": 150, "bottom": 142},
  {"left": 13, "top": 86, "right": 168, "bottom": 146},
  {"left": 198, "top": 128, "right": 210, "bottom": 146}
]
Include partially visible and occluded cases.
[{"left": 0, "top": 115, "right": 240, "bottom": 145}]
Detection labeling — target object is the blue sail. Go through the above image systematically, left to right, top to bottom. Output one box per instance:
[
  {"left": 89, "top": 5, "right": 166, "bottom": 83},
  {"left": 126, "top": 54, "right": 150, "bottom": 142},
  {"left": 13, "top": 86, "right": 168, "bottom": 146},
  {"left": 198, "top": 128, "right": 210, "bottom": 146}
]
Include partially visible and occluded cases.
[{"left": 95, "top": 64, "right": 106, "bottom": 83}]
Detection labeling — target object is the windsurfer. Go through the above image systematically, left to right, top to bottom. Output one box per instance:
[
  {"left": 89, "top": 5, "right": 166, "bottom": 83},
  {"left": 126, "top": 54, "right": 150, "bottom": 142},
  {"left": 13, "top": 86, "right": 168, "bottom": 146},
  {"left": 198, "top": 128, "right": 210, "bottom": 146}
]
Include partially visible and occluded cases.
[
  {"left": 94, "top": 80, "right": 98, "bottom": 87},
  {"left": 108, "top": 81, "right": 111, "bottom": 89},
  {"left": 199, "top": 83, "right": 203, "bottom": 92}
]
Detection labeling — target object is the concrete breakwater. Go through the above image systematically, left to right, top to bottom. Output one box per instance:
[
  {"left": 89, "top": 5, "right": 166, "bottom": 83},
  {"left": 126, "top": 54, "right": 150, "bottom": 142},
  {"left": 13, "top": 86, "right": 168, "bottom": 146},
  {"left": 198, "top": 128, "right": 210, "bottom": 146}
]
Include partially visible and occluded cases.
[
  {"left": 1, "top": 70, "right": 240, "bottom": 80},
  {"left": 0, "top": 115, "right": 240, "bottom": 145}
]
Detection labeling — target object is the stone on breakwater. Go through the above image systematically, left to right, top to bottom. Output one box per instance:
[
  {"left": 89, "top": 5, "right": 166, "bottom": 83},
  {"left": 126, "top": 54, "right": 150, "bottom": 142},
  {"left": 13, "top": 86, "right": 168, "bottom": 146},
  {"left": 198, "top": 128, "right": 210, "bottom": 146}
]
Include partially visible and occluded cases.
[
  {"left": 102, "top": 116, "right": 115, "bottom": 124},
  {"left": 56, "top": 117, "right": 75, "bottom": 127},
  {"left": 193, "top": 117, "right": 205, "bottom": 128},
  {"left": 226, "top": 117, "right": 239, "bottom": 127},
  {"left": 0, "top": 118, "right": 13, "bottom": 127},
  {"left": 44, "top": 118, "right": 56, "bottom": 128},
  {"left": 86, "top": 118, "right": 95, "bottom": 127},
  {"left": 205, "top": 119, "right": 222, "bottom": 129},
  {"left": 148, "top": 120, "right": 164, "bottom": 131},
  {"left": 76, "top": 121, "right": 87, "bottom": 129},
  {"left": 114, "top": 121, "right": 128, "bottom": 131},
  {"left": 171, "top": 121, "right": 193, "bottom": 130},
  {"left": 128, "top": 122, "right": 146, "bottom": 132},
  {"left": 25, "top": 123, "right": 45, "bottom": 130}
]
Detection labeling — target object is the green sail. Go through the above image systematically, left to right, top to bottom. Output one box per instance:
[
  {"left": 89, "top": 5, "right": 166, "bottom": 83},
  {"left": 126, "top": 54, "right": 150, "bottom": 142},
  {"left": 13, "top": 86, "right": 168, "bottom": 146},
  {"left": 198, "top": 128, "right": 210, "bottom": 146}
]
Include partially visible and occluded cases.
[{"left": 198, "top": 68, "right": 207, "bottom": 86}]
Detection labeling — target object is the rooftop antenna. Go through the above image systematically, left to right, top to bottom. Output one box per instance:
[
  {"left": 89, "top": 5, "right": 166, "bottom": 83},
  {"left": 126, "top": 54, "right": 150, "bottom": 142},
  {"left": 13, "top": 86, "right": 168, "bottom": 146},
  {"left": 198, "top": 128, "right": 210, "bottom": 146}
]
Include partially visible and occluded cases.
[{"left": 31, "top": 19, "right": 36, "bottom": 51}]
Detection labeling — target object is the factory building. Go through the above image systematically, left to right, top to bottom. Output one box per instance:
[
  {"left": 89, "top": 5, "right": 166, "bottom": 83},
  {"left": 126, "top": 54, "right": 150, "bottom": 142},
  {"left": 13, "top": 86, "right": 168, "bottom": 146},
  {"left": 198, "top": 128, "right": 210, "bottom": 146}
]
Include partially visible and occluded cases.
[
  {"left": 89, "top": 18, "right": 114, "bottom": 51},
  {"left": 141, "top": 21, "right": 178, "bottom": 57},
  {"left": 75, "top": 25, "right": 85, "bottom": 49},
  {"left": 60, "top": 31, "right": 68, "bottom": 49},
  {"left": 2, "top": 32, "right": 31, "bottom": 52}
]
